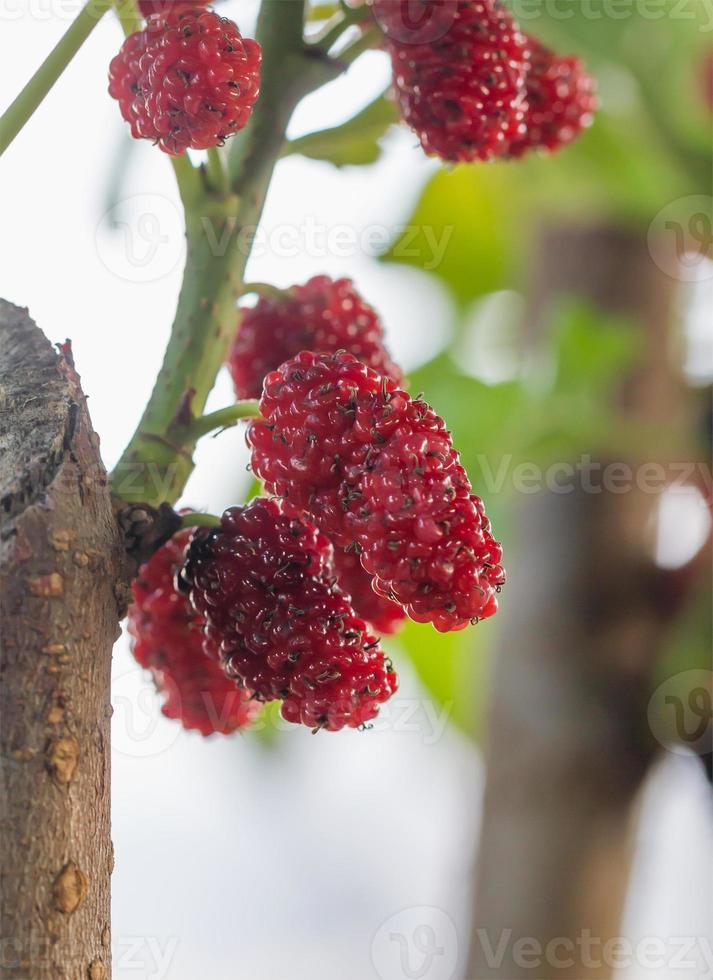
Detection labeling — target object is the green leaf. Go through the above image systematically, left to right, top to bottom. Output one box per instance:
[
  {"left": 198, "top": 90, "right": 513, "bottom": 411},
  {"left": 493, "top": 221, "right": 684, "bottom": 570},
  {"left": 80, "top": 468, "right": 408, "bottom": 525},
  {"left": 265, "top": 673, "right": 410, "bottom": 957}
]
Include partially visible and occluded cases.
[
  {"left": 305, "top": 2, "right": 341, "bottom": 22},
  {"left": 284, "top": 95, "right": 399, "bottom": 168},
  {"left": 382, "top": 165, "right": 526, "bottom": 305},
  {"left": 389, "top": 618, "right": 496, "bottom": 741}
]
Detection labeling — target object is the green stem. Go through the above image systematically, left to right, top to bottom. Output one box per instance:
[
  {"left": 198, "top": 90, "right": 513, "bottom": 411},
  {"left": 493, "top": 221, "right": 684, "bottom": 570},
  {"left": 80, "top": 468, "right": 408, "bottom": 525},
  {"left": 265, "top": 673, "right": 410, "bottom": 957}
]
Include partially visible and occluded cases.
[
  {"left": 0, "top": 0, "right": 112, "bottom": 157},
  {"left": 110, "top": 0, "right": 343, "bottom": 507},
  {"left": 113, "top": 0, "right": 142, "bottom": 37},
  {"left": 315, "top": 2, "right": 369, "bottom": 53},
  {"left": 334, "top": 25, "right": 380, "bottom": 66},
  {"left": 204, "top": 147, "right": 229, "bottom": 197},
  {"left": 241, "top": 282, "right": 292, "bottom": 302},
  {"left": 179, "top": 401, "right": 261, "bottom": 442},
  {"left": 180, "top": 512, "right": 222, "bottom": 530}
]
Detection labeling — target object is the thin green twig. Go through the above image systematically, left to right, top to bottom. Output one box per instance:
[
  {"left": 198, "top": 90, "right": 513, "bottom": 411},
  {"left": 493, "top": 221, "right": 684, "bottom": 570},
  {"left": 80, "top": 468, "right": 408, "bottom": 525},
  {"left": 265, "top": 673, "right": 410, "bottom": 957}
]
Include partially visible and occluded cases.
[
  {"left": 0, "top": 0, "right": 112, "bottom": 157},
  {"left": 314, "top": 2, "right": 369, "bottom": 53},
  {"left": 204, "top": 147, "right": 230, "bottom": 197},
  {"left": 178, "top": 401, "right": 262, "bottom": 442},
  {"left": 179, "top": 512, "right": 222, "bottom": 530}
]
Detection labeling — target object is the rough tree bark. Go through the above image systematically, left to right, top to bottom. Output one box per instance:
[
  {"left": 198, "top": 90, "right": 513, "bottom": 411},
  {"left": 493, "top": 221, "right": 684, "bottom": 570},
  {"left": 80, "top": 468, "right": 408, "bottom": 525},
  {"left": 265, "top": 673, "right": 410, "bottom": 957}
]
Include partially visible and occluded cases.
[
  {"left": 467, "top": 226, "right": 699, "bottom": 979},
  {"left": 0, "top": 301, "right": 128, "bottom": 980}
]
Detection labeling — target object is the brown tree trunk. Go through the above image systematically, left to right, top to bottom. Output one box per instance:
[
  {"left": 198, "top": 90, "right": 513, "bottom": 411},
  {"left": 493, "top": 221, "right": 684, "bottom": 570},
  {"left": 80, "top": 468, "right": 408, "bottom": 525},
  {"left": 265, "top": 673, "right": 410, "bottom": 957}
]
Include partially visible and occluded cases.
[
  {"left": 467, "top": 226, "right": 698, "bottom": 979},
  {"left": 0, "top": 301, "right": 128, "bottom": 980}
]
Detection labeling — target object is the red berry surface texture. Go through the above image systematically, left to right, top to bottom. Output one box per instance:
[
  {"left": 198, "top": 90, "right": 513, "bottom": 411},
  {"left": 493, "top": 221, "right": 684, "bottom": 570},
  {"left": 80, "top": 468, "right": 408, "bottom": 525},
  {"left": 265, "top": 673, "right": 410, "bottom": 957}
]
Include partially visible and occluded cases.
[
  {"left": 373, "top": 0, "right": 530, "bottom": 162},
  {"left": 109, "top": 8, "right": 261, "bottom": 155},
  {"left": 508, "top": 36, "right": 597, "bottom": 156},
  {"left": 229, "top": 276, "right": 402, "bottom": 400},
  {"left": 249, "top": 351, "right": 505, "bottom": 632},
  {"left": 181, "top": 499, "right": 398, "bottom": 731},
  {"left": 127, "top": 529, "right": 260, "bottom": 735},
  {"left": 332, "top": 548, "right": 407, "bottom": 635}
]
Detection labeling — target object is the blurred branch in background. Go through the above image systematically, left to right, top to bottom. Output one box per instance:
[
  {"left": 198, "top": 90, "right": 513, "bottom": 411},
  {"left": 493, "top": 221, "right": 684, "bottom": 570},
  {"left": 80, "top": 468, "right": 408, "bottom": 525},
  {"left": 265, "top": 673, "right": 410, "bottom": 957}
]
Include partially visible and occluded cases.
[{"left": 466, "top": 225, "right": 710, "bottom": 980}]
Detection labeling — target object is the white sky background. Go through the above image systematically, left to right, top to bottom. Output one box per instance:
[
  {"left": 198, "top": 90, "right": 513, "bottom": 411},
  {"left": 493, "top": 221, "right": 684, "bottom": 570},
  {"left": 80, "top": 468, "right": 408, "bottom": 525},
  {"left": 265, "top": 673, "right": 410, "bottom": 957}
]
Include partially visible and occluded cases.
[{"left": 1, "top": 3, "right": 711, "bottom": 979}]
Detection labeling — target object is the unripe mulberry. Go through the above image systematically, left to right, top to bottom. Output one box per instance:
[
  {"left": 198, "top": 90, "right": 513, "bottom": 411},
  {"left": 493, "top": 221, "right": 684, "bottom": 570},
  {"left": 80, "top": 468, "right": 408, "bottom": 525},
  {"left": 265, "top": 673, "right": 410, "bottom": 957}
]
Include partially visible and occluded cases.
[
  {"left": 373, "top": 0, "right": 530, "bottom": 162},
  {"left": 108, "top": 8, "right": 261, "bottom": 155},
  {"left": 508, "top": 37, "right": 597, "bottom": 156},
  {"left": 229, "top": 276, "right": 402, "bottom": 400},
  {"left": 248, "top": 351, "right": 505, "bottom": 632},
  {"left": 180, "top": 499, "right": 398, "bottom": 731},
  {"left": 128, "top": 530, "right": 260, "bottom": 735},
  {"left": 333, "top": 549, "right": 407, "bottom": 635}
]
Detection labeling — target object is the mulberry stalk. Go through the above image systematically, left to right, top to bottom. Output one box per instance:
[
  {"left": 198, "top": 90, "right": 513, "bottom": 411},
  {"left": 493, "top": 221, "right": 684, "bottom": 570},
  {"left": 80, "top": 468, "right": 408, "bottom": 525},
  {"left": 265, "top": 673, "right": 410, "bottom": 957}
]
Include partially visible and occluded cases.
[
  {"left": 248, "top": 351, "right": 505, "bottom": 632},
  {"left": 180, "top": 499, "right": 398, "bottom": 731},
  {"left": 128, "top": 530, "right": 260, "bottom": 735}
]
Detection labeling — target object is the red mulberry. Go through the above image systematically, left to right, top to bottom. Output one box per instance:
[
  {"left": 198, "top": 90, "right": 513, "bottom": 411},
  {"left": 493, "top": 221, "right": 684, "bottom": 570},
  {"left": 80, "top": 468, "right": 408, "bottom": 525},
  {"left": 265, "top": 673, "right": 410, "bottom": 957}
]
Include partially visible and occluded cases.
[
  {"left": 373, "top": 0, "right": 530, "bottom": 162},
  {"left": 108, "top": 8, "right": 261, "bottom": 155},
  {"left": 508, "top": 37, "right": 597, "bottom": 156},
  {"left": 229, "top": 276, "right": 402, "bottom": 400},
  {"left": 248, "top": 351, "right": 505, "bottom": 632},
  {"left": 180, "top": 499, "right": 398, "bottom": 731},
  {"left": 128, "top": 529, "right": 260, "bottom": 735},
  {"left": 333, "top": 549, "right": 407, "bottom": 635}
]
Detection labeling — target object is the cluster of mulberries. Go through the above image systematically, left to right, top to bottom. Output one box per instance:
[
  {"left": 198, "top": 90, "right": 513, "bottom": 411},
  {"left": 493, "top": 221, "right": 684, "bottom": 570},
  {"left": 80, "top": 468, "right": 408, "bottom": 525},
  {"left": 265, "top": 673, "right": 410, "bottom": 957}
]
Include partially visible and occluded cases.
[
  {"left": 371, "top": 0, "right": 596, "bottom": 161},
  {"left": 108, "top": 7, "right": 261, "bottom": 155},
  {"left": 129, "top": 273, "right": 503, "bottom": 731},
  {"left": 249, "top": 351, "right": 505, "bottom": 632},
  {"left": 180, "top": 500, "right": 398, "bottom": 731},
  {"left": 127, "top": 529, "right": 260, "bottom": 735}
]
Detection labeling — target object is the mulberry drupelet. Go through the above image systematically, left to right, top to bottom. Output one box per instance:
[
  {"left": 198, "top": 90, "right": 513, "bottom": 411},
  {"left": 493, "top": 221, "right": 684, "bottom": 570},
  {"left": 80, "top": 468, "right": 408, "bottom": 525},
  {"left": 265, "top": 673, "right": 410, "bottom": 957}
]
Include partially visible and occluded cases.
[
  {"left": 373, "top": 0, "right": 530, "bottom": 162},
  {"left": 109, "top": 8, "right": 261, "bottom": 155},
  {"left": 229, "top": 276, "right": 402, "bottom": 400},
  {"left": 248, "top": 351, "right": 505, "bottom": 632},
  {"left": 180, "top": 499, "right": 398, "bottom": 731},
  {"left": 127, "top": 529, "right": 260, "bottom": 735}
]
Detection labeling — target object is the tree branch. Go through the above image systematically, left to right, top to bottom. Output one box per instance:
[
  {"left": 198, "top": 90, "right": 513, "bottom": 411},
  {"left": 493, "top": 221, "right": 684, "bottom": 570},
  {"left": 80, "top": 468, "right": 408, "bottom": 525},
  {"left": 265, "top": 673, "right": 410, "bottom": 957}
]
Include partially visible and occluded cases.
[{"left": 0, "top": 301, "right": 128, "bottom": 980}]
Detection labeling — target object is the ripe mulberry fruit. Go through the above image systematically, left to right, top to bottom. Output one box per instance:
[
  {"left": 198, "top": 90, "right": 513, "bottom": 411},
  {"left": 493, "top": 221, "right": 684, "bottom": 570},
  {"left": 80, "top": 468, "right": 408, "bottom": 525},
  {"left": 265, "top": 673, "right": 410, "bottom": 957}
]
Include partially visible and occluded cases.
[
  {"left": 373, "top": 0, "right": 530, "bottom": 162},
  {"left": 108, "top": 8, "right": 261, "bottom": 155},
  {"left": 507, "top": 37, "right": 597, "bottom": 156},
  {"left": 229, "top": 276, "right": 402, "bottom": 400},
  {"left": 248, "top": 351, "right": 505, "bottom": 632},
  {"left": 180, "top": 499, "right": 398, "bottom": 731},
  {"left": 128, "top": 529, "right": 260, "bottom": 735},
  {"left": 332, "top": 549, "right": 407, "bottom": 635}
]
